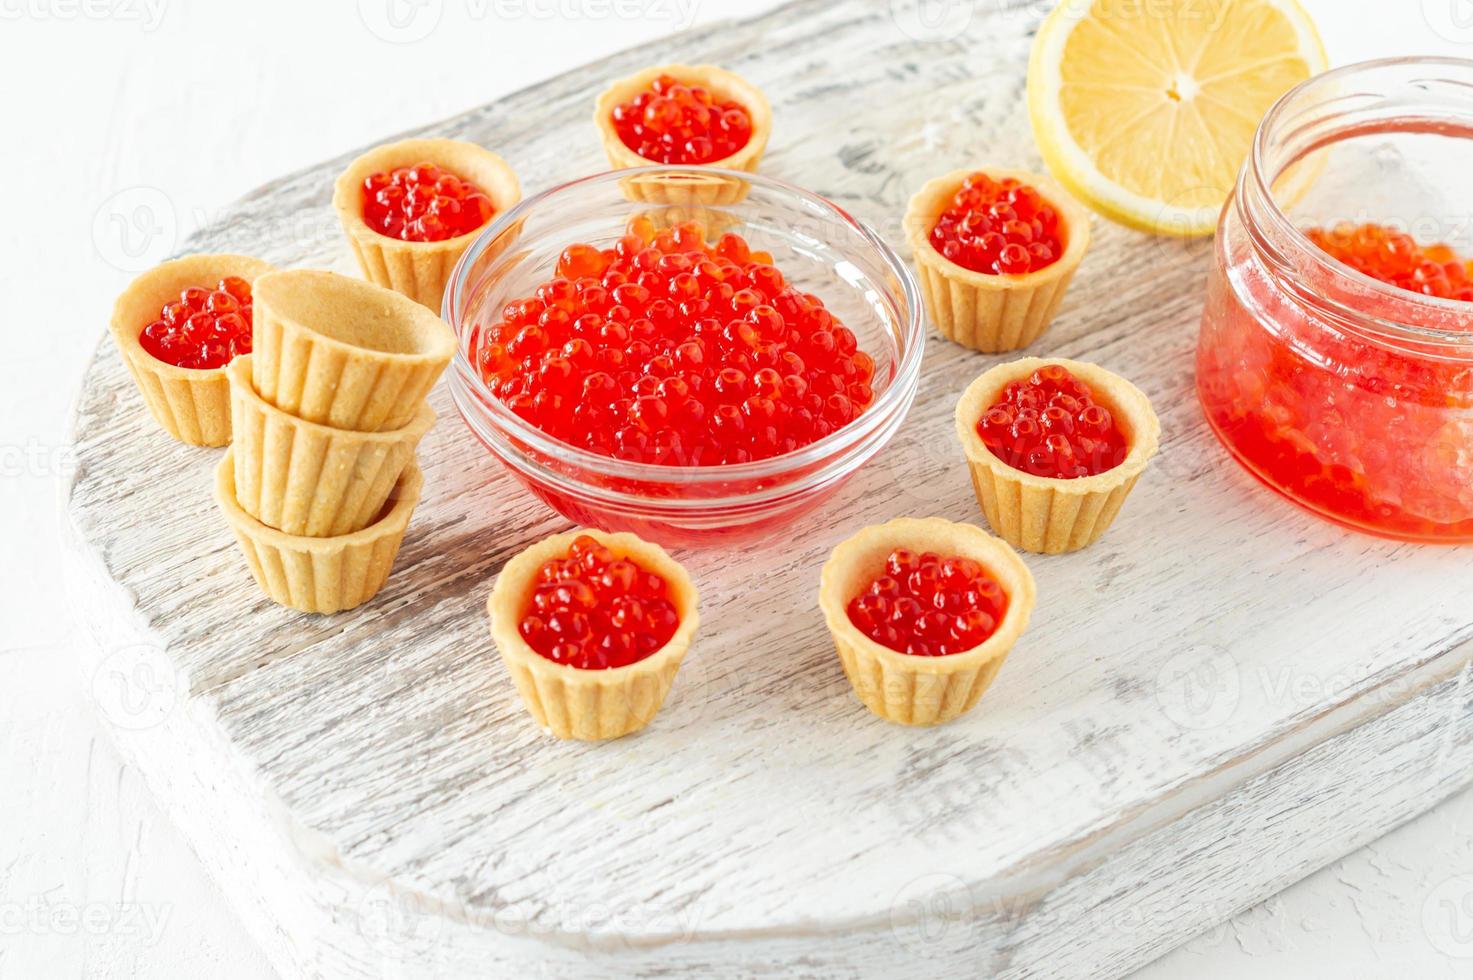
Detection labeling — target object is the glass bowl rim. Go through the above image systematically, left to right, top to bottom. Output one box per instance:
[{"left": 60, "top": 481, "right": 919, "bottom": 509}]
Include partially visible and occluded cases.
[
  {"left": 1246, "top": 55, "right": 1473, "bottom": 346},
  {"left": 442, "top": 165, "right": 926, "bottom": 485}
]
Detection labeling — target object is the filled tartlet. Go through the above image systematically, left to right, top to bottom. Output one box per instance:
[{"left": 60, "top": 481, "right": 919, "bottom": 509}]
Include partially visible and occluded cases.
[
  {"left": 594, "top": 64, "right": 771, "bottom": 204},
  {"left": 333, "top": 137, "right": 521, "bottom": 310},
  {"left": 905, "top": 168, "right": 1090, "bottom": 352},
  {"left": 474, "top": 217, "right": 878, "bottom": 466},
  {"left": 110, "top": 253, "right": 276, "bottom": 446},
  {"left": 956, "top": 358, "right": 1159, "bottom": 554},
  {"left": 819, "top": 517, "right": 1036, "bottom": 726},
  {"left": 487, "top": 529, "right": 700, "bottom": 740}
]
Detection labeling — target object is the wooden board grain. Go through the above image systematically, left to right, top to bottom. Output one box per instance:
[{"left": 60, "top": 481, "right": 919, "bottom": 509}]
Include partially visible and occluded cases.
[{"left": 64, "top": 1, "right": 1473, "bottom": 977}]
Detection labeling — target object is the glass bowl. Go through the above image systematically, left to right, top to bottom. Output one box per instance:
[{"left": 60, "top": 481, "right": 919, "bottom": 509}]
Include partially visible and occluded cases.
[{"left": 443, "top": 167, "right": 924, "bottom": 548}]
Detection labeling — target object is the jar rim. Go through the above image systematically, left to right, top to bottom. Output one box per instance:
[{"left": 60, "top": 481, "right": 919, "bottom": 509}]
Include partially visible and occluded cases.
[
  {"left": 1245, "top": 56, "right": 1473, "bottom": 348},
  {"left": 442, "top": 165, "right": 926, "bottom": 487}
]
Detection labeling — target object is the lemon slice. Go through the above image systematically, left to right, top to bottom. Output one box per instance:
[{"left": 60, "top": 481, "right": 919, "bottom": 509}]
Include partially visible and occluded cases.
[{"left": 1028, "top": 0, "right": 1326, "bottom": 236}]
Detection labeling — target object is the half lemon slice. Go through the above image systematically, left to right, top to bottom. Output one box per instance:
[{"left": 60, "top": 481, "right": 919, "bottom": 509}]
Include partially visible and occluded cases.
[{"left": 1028, "top": 0, "right": 1326, "bottom": 236}]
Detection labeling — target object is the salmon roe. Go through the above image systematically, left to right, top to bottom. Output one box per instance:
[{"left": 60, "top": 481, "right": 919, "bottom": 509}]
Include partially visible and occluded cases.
[
  {"left": 611, "top": 74, "right": 753, "bottom": 165},
  {"left": 362, "top": 162, "right": 495, "bottom": 243},
  {"left": 930, "top": 173, "right": 1065, "bottom": 276},
  {"left": 476, "top": 218, "right": 878, "bottom": 466},
  {"left": 1199, "top": 221, "right": 1473, "bottom": 540},
  {"left": 1306, "top": 223, "right": 1473, "bottom": 301},
  {"left": 139, "top": 277, "right": 254, "bottom": 370},
  {"left": 977, "top": 365, "right": 1128, "bottom": 479},
  {"left": 518, "top": 534, "right": 680, "bottom": 669},
  {"left": 847, "top": 549, "right": 1009, "bottom": 657}
]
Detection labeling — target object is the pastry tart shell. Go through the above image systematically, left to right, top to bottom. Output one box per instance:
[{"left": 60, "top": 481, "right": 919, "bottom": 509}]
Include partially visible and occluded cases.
[
  {"left": 594, "top": 63, "right": 772, "bottom": 205},
  {"left": 332, "top": 137, "right": 521, "bottom": 310},
  {"left": 904, "top": 168, "right": 1090, "bottom": 352},
  {"left": 108, "top": 253, "right": 276, "bottom": 446},
  {"left": 250, "top": 269, "right": 455, "bottom": 432},
  {"left": 226, "top": 356, "right": 434, "bottom": 537},
  {"left": 955, "top": 357, "right": 1160, "bottom": 554},
  {"left": 214, "top": 448, "right": 423, "bottom": 614},
  {"left": 819, "top": 517, "right": 1036, "bottom": 726},
  {"left": 486, "top": 529, "right": 700, "bottom": 741}
]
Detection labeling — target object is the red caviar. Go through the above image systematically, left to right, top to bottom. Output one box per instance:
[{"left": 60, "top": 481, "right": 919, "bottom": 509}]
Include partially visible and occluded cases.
[
  {"left": 611, "top": 74, "right": 752, "bottom": 165},
  {"left": 362, "top": 162, "right": 495, "bottom": 243},
  {"left": 930, "top": 173, "right": 1065, "bottom": 276},
  {"left": 476, "top": 218, "right": 877, "bottom": 466},
  {"left": 1199, "top": 222, "right": 1473, "bottom": 540},
  {"left": 1306, "top": 223, "right": 1473, "bottom": 302},
  {"left": 139, "top": 276, "right": 254, "bottom": 370},
  {"left": 976, "top": 365, "right": 1128, "bottom": 479},
  {"left": 518, "top": 534, "right": 680, "bottom": 669},
  {"left": 846, "top": 549, "right": 1008, "bottom": 657}
]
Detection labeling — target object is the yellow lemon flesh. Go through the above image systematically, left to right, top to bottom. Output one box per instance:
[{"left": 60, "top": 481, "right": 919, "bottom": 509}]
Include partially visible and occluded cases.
[{"left": 1029, "top": 0, "right": 1326, "bottom": 236}]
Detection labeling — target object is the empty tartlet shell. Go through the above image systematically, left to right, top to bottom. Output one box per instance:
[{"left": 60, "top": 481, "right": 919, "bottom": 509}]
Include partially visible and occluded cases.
[
  {"left": 593, "top": 63, "right": 772, "bottom": 205},
  {"left": 332, "top": 137, "right": 521, "bottom": 310},
  {"left": 904, "top": 168, "right": 1090, "bottom": 352},
  {"left": 108, "top": 253, "right": 276, "bottom": 446},
  {"left": 250, "top": 269, "right": 456, "bottom": 432},
  {"left": 226, "top": 356, "right": 435, "bottom": 537},
  {"left": 955, "top": 357, "right": 1160, "bottom": 555},
  {"left": 214, "top": 447, "right": 423, "bottom": 614},
  {"left": 818, "top": 517, "right": 1036, "bottom": 726},
  {"left": 486, "top": 529, "right": 700, "bottom": 741}
]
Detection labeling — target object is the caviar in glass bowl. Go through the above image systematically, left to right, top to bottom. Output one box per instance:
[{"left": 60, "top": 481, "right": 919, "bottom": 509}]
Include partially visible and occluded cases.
[{"left": 445, "top": 168, "right": 924, "bottom": 548}]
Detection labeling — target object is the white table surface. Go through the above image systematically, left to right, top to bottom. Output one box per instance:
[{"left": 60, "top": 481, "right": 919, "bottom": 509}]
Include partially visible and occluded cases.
[{"left": 5, "top": 1, "right": 1473, "bottom": 976}]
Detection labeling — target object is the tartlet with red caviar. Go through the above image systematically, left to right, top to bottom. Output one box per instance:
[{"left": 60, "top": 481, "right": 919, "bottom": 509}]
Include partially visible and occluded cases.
[
  {"left": 594, "top": 64, "right": 772, "bottom": 204},
  {"left": 333, "top": 137, "right": 521, "bottom": 309},
  {"left": 905, "top": 168, "right": 1090, "bottom": 352},
  {"left": 109, "top": 253, "right": 276, "bottom": 446},
  {"left": 955, "top": 357, "right": 1159, "bottom": 554},
  {"left": 819, "top": 517, "right": 1036, "bottom": 726},
  {"left": 487, "top": 529, "right": 700, "bottom": 740}
]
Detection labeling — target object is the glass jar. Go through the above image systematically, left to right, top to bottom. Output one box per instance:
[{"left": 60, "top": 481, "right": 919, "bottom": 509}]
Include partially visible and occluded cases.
[{"left": 1197, "top": 57, "right": 1473, "bottom": 542}]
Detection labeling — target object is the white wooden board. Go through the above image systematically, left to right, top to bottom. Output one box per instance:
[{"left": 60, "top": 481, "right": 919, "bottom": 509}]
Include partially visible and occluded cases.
[{"left": 63, "top": 1, "right": 1473, "bottom": 976}]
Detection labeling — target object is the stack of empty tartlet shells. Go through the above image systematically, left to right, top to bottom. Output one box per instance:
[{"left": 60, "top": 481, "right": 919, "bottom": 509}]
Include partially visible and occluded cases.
[
  {"left": 905, "top": 168, "right": 1091, "bottom": 353},
  {"left": 213, "top": 269, "right": 455, "bottom": 614}
]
